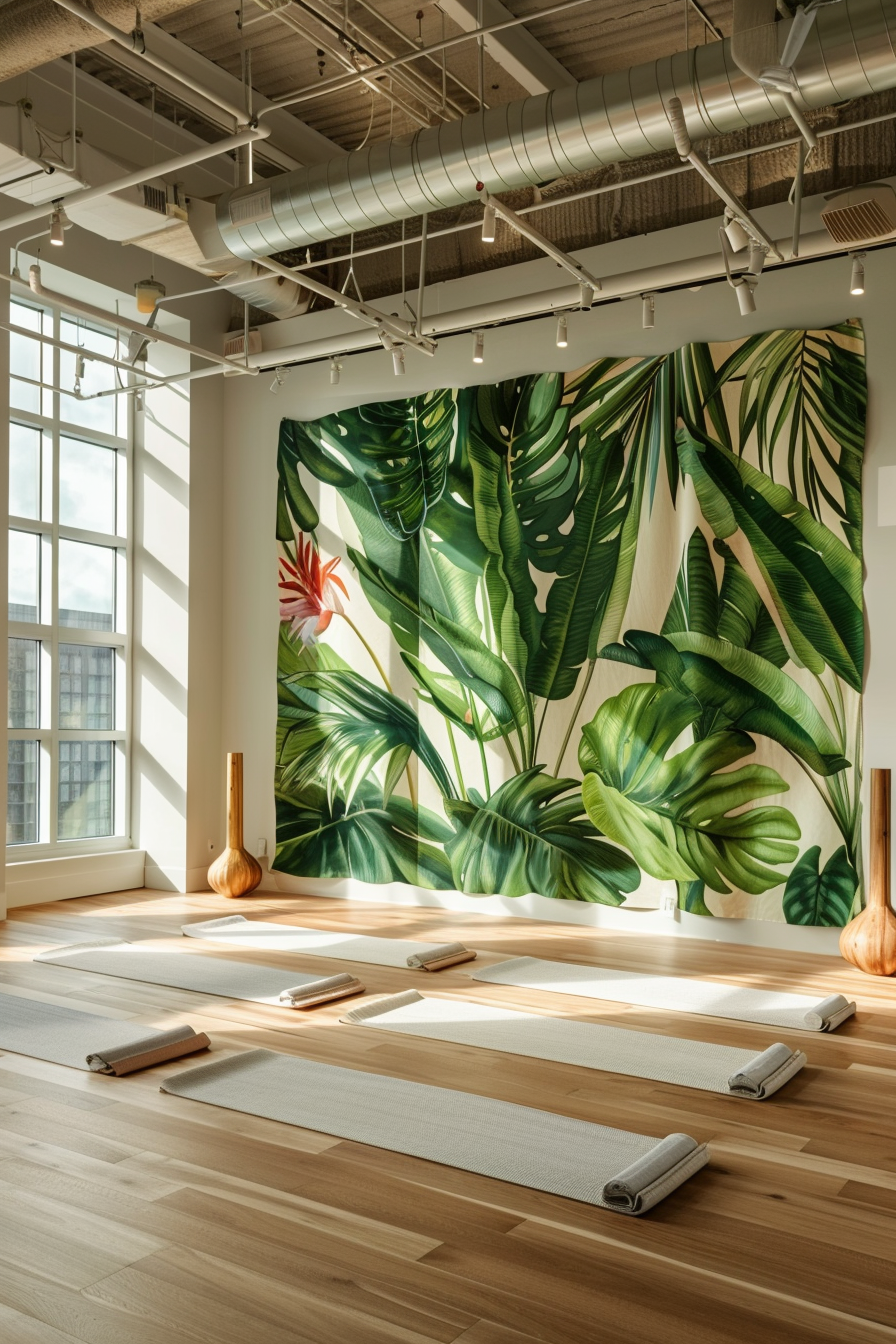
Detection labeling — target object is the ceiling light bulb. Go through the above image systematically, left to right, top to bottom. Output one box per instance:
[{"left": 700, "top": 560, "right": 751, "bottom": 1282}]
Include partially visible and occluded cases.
[
  {"left": 482, "top": 202, "right": 496, "bottom": 244},
  {"left": 49, "top": 207, "right": 65, "bottom": 246},
  {"left": 723, "top": 214, "right": 750, "bottom": 253},
  {"left": 850, "top": 252, "right": 865, "bottom": 296},
  {"left": 734, "top": 277, "right": 757, "bottom": 317},
  {"left": 579, "top": 282, "right": 593, "bottom": 310},
  {"left": 641, "top": 293, "right": 655, "bottom": 329},
  {"left": 555, "top": 314, "right": 568, "bottom": 349},
  {"left": 472, "top": 331, "right": 484, "bottom": 365},
  {"left": 392, "top": 346, "right": 406, "bottom": 376},
  {"left": 329, "top": 357, "right": 342, "bottom": 385}
]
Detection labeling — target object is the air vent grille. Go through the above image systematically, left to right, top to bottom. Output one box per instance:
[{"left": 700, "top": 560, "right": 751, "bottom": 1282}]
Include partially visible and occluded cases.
[
  {"left": 142, "top": 184, "right": 168, "bottom": 215},
  {"left": 821, "top": 188, "right": 896, "bottom": 244},
  {"left": 229, "top": 189, "right": 273, "bottom": 226},
  {"left": 223, "top": 329, "right": 262, "bottom": 361}
]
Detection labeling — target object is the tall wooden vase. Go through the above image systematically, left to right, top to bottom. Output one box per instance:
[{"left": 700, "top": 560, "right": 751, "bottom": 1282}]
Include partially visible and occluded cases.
[
  {"left": 207, "top": 753, "right": 263, "bottom": 898},
  {"left": 840, "top": 768, "right": 896, "bottom": 976}
]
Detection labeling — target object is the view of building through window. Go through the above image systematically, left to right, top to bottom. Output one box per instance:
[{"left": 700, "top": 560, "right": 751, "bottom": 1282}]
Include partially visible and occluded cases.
[{"left": 7, "top": 295, "right": 129, "bottom": 850}]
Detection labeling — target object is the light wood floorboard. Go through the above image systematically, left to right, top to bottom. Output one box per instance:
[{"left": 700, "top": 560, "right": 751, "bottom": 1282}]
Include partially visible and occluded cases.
[{"left": 1, "top": 887, "right": 895, "bottom": 1343}]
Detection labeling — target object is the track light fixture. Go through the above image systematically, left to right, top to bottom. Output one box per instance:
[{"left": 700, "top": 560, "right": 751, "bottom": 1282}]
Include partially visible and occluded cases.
[
  {"left": 482, "top": 202, "right": 496, "bottom": 243},
  {"left": 49, "top": 206, "right": 69, "bottom": 247},
  {"left": 723, "top": 210, "right": 750, "bottom": 253},
  {"left": 747, "top": 242, "right": 767, "bottom": 276},
  {"left": 850, "top": 252, "right": 866, "bottom": 296},
  {"left": 733, "top": 276, "right": 757, "bottom": 317},
  {"left": 579, "top": 282, "right": 593, "bottom": 310},
  {"left": 641, "top": 293, "right": 655, "bottom": 329},
  {"left": 555, "top": 314, "right": 568, "bottom": 348},
  {"left": 472, "top": 330, "right": 484, "bottom": 364},
  {"left": 392, "top": 346, "right": 406, "bottom": 376},
  {"left": 73, "top": 351, "right": 85, "bottom": 397},
  {"left": 329, "top": 357, "right": 342, "bottom": 385},
  {"left": 269, "top": 366, "right": 287, "bottom": 394}
]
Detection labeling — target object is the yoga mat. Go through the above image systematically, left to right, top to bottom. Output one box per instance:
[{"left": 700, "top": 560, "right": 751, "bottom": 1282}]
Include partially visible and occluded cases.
[
  {"left": 183, "top": 915, "right": 475, "bottom": 970},
  {"left": 36, "top": 940, "right": 364, "bottom": 1008},
  {"left": 472, "top": 957, "right": 856, "bottom": 1032},
  {"left": 343, "top": 991, "right": 806, "bottom": 1099},
  {"left": 0, "top": 993, "right": 210, "bottom": 1073},
  {"left": 160, "top": 1049, "right": 708, "bottom": 1214}
]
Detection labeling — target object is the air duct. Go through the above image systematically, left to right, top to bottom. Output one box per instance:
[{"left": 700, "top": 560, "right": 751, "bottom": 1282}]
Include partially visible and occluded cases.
[
  {"left": 0, "top": 0, "right": 197, "bottom": 82},
  {"left": 214, "top": 0, "right": 896, "bottom": 262}
]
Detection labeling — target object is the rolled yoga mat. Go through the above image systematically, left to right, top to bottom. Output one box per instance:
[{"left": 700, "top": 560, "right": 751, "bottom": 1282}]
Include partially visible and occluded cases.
[
  {"left": 182, "top": 915, "right": 475, "bottom": 970},
  {"left": 35, "top": 940, "right": 364, "bottom": 1009},
  {"left": 471, "top": 957, "right": 855, "bottom": 1032},
  {"left": 342, "top": 991, "right": 806, "bottom": 1099},
  {"left": 0, "top": 993, "right": 210, "bottom": 1073},
  {"left": 160, "top": 1048, "right": 709, "bottom": 1214}
]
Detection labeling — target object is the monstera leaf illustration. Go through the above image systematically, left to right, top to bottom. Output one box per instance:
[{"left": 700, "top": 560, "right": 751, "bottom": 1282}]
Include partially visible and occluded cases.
[
  {"left": 286, "top": 388, "right": 457, "bottom": 540},
  {"left": 602, "top": 630, "right": 848, "bottom": 776},
  {"left": 579, "top": 683, "right": 800, "bottom": 894},
  {"left": 444, "top": 768, "right": 641, "bottom": 904},
  {"left": 275, "top": 781, "right": 454, "bottom": 889},
  {"left": 782, "top": 845, "right": 858, "bottom": 926}
]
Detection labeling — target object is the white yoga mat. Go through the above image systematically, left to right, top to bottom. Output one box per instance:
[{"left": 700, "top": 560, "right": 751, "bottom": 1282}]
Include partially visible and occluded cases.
[
  {"left": 182, "top": 915, "right": 475, "bottom": 970},
  {"left": 36, "top": 940, "right": 364, "bottom": 1009},
  {"left": 472, "top": 957, "right": 856, "bottom": 1032},
  {"left": 343, "top": 990, "right": 806, "bottom": 1099},
  {"left": 0, "top": 993, "right": 210, "bottom": 1073},
  {"left": 161, "top": 1048, "right": 708, "bottom": 1214}
]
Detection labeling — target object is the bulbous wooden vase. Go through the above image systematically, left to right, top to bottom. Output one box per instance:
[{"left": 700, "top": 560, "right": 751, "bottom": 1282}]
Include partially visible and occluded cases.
[
  {"left": 207, "top": 752, "right": 263, "bottom": 898},
  {"left": 840, "top": 768, "right": 896, "bottom": 976}
]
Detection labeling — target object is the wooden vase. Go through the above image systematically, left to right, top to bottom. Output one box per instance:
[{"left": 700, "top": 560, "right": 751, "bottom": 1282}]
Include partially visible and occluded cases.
[
  {"left": 207, "top": 753, "right": 263, "bottom": 899},
  {"left": 840, "top": 768, "right": 896, "bottom": 976}
]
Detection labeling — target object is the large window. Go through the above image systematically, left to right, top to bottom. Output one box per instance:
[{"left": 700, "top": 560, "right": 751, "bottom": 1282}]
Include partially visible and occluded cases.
[{"left": 7, "top": 297, "right": 130, "bottom": 852}]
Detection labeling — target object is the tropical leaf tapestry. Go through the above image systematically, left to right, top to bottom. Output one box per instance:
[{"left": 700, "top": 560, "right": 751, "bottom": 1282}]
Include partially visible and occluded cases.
[{"left": 274, "top": 324, "right": 865, "bottom": 924}]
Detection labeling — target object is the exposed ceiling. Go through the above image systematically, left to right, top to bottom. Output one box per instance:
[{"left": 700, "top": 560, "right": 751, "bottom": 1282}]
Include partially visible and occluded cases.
[{"left": 6, "top": 0, "right": 896, "bottom": 315}]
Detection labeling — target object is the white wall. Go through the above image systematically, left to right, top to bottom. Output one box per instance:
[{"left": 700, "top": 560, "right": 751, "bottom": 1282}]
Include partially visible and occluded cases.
[{"left": 221, "top": 187, "right": 896, "bottom": 951}]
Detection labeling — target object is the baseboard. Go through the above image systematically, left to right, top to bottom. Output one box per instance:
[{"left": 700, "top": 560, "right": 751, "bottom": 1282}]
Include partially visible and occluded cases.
[
  {"left": 6, "top": 849, "right": 146, "bottom": 908},
  {"left": 271, "top": 872, "right": 846, "bottom": 957}
]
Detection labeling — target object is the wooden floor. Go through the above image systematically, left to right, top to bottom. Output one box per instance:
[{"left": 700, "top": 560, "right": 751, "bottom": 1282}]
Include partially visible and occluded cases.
[{"left": 0, "top": 890, "right": 895, "bottom": 1344}]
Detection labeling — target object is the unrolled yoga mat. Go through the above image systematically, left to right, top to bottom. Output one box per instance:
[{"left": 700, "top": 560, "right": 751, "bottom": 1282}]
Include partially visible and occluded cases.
[
  {"left": 182, "top": 914, "right": 475, "bottom": 970},
  {"left": 35, "top": 940, "right": 364, "bottom": 1008},
  {"left": 472, "top": 957, "right": 856, "bottom": 1032},
  {"left": 343, "top": 990, "right": 806, "bottom": 1099},
  {"left": 0, "top": 993, "right": 210, "bottom": 1073},
  {"left": 160, "top": 1048, "right": 708, "bottom": 1213}
]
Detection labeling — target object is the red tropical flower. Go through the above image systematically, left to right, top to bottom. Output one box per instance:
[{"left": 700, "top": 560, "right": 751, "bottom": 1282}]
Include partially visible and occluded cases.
[{"left": 279, "top": 533, "right": 349, "bottom": 645}]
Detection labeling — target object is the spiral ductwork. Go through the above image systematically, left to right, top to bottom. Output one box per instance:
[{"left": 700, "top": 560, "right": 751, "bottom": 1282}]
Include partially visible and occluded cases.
[{"left": 215, "top": 0, "right": 896, "bottom": 261}]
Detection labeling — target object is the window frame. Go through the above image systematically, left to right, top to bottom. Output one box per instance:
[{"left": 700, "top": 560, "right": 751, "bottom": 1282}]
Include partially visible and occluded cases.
[{"left": 7, "top": 293, "right": 133, "bottom": 857}]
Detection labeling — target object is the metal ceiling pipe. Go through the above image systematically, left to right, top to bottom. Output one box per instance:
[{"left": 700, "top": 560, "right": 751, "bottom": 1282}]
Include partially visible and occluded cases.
[
  {"left": 0, "top": 0, "right": 196, "bottom": 82},
  {"left": 215, "top": 0, "right": 896, "bottom": 261}
]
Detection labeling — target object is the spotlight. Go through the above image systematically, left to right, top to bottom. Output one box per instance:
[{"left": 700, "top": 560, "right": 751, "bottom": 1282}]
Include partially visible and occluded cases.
[
  {"left": 482, "top": 202, "right": 496, "bottom": 243},
  {"left": 49, "top": 206, "right": 68, "bottom": 246},
  {"left": 723, "top": 212, "right": 750, "bottom": 253},
  {"left": 747, "top": 242, "right": 767, "bottom": 276},
  {"left": 850, "top": 252, "right": 865, "bottom": 296},
  {"left": 733, "top": 276, "right": 757, "bottom": 317},
  {"left": 579, "top": 282, "right": 593, "bottom": 310},
  {"left": 641, "top": 293, "right": 655, "bottom": 330},
  {"left": 555, "top": 314, "right": 568, "bottom": 349},
  {"left": 472, "top": 330, "right": 484, "bottom": 364},
  {"left": 391, "top": 346, "right": 406, "bottom": 376},
  {"left": 74, "top": 351, "right": 85, "bottom": 397},
  {"left": 329, "top": 357, "right": 342, "bottom": 385},
  {"left": 269, "top": 366, "right": 286, "bottom": 394}
]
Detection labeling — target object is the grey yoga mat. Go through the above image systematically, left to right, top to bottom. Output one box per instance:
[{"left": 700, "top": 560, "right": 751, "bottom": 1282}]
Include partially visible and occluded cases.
[
  {"left": 182, "top": 915, "right": 476, "bottom": 970},
  {"left": 35, "top": 940, "right": 365, "bottom": 1008},
  {"left": 471, "top": 957, "right": 856, "bottom": 1032},
  {"left": 342, "top": 991, "right": 806, "bottom": 1099},
  {"left": 0, "top": 993, "right": 210, "bottom": 1073},
  {"left": 160, "top": 1048, "right": 709, "bottom": 1214}
]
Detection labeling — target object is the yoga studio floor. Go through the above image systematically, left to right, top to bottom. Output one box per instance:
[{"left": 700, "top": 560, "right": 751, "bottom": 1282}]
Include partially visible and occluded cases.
[{"left": 0, "top": 892, "right": 895, "bottom": 1344}]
